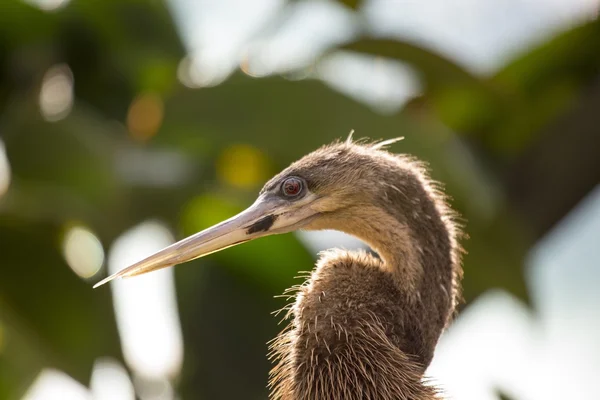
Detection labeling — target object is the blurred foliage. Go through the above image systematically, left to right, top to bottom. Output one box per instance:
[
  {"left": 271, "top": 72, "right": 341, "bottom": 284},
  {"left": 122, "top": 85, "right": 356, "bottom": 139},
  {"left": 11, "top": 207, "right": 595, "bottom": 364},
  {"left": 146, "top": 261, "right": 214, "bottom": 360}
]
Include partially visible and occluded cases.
[
  {"left": 0, "top": 0, "right": 598, "bottom": 399},
  {"left": 497, "top": 390, "right": 517, "bottom": 400}
]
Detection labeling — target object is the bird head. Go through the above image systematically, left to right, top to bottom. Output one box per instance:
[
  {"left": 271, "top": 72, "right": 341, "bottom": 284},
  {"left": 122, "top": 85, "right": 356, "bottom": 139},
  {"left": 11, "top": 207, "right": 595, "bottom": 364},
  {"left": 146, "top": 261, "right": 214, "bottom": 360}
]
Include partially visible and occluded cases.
[{"left": 94, "top": 137, "right": 406, "bottom": 288}]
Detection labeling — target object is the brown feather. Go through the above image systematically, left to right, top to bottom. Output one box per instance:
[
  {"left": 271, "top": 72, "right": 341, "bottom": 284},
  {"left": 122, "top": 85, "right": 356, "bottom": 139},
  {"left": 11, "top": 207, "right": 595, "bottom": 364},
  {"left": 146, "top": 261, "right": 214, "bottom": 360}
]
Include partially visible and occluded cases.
[{"left": 265, "top": 138, "right": 464, "bottom": 399}]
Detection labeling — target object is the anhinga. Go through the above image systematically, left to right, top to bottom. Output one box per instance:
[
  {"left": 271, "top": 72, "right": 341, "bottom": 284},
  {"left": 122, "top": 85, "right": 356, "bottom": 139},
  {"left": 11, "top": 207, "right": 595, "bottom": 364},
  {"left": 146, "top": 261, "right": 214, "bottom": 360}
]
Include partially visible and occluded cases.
[{"left": 95, "top": 136, "right": 464, "bottom": 400}]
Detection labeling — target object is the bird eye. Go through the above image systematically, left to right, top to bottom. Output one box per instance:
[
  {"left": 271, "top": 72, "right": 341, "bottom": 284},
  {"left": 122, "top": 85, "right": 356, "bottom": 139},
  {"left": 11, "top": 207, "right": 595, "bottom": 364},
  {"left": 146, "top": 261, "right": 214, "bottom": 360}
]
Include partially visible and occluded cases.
[{"left": 281, "top": 177, "right": 303, "bottom": 198}]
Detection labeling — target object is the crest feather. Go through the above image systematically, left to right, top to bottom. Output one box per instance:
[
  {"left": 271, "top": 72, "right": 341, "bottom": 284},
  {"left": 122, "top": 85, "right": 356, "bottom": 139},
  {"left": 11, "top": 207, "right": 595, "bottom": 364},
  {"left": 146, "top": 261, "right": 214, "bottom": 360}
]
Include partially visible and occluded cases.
[
  {"left": 346, "top": 129, "right": 355, "bottom": 144},
  {"left": 371, "top": 137, "right": 405, "bottom": 150}
]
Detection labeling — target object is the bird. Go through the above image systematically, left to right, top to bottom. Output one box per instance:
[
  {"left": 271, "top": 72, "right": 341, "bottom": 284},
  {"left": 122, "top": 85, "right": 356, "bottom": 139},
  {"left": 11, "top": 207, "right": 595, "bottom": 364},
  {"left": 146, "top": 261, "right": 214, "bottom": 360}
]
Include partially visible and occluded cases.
[{"left": 94, "top": 135, "right": 464, "bottom": 400}]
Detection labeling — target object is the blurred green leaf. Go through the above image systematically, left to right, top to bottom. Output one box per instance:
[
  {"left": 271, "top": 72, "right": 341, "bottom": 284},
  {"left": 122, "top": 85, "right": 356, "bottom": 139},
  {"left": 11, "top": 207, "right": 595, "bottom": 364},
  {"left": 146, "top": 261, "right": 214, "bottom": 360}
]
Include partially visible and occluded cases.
[
  {"left": 335, "top": 0, "right": 363, "bottom": 10},
  {"left": 485, "top": 19, "right": 600, "bottom": 155},
  {"left": 495, "top": 19, "right": 600, "bottom": 94},
  {"left": 336, "top": 37, "right": 507, "bottom": 133},
  {"left": 0, "top": 219, "right": 120, "bottom": 388},
  {"left": 496, "top": 389, "right": 517, "bottom": 400}
]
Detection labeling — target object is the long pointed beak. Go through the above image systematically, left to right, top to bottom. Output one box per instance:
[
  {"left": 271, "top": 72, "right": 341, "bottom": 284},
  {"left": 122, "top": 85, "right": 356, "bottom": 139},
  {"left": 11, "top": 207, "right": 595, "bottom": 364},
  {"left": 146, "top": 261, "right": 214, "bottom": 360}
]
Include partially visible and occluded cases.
[{"left": 93, "top": 194, "right": 317, "bottom": 288}]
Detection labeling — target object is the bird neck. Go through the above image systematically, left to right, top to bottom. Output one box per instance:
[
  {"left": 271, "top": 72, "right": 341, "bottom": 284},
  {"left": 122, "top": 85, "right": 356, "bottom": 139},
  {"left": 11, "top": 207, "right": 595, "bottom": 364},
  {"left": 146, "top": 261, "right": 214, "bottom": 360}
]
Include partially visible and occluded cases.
[
  {"left": 306, "top": 195, "right": 458, "bottom": 368},
  {"left": 270, "top": 202, "right": 446, "bottom": 399},
  {"left": 313, "top": 204, "right": 423, "bottom": 291}
]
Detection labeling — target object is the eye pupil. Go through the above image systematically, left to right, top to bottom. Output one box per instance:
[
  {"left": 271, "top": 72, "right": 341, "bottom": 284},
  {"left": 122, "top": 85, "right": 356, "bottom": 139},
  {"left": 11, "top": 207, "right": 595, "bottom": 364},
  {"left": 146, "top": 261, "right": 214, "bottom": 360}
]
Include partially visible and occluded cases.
[{"left": 283, "top": 177, "right": 302, "bottom": 197}]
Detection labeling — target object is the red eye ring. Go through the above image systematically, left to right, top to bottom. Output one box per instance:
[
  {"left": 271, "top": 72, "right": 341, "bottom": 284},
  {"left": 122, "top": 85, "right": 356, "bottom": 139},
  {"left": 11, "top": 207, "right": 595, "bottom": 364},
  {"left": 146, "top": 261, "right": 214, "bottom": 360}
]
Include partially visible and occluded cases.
[{"left": 282, "top": 177, "right": 303, "bottom": 197}]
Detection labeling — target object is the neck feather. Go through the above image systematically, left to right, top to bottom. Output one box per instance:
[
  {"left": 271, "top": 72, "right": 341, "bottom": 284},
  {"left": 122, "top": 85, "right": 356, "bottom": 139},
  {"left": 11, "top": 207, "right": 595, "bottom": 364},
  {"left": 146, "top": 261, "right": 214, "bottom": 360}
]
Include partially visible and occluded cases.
[{"left": 315, "top": 205, "right": 423, "bottom": 291}]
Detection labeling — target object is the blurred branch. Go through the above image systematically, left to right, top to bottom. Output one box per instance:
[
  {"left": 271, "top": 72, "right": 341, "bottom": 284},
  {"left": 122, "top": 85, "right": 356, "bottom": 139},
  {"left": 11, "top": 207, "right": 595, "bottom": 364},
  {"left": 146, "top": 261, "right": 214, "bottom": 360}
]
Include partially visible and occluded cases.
[
  {"left": 334, "top": 37, "right": 508, "bottom": 133},
  {"left": 338, "top": 37, "right": 488, "bottom": 89}
]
